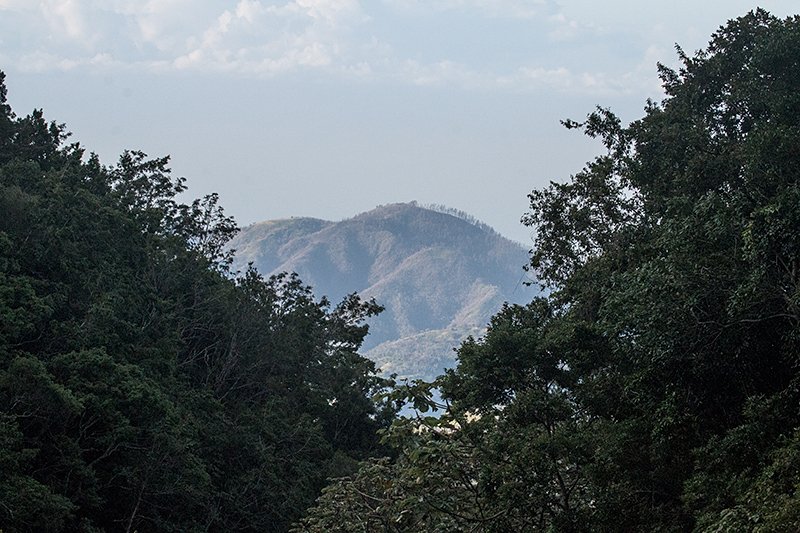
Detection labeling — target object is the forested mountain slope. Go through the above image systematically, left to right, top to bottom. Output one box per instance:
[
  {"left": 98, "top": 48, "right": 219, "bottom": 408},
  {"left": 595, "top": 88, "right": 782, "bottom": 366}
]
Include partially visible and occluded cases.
[{"left": 229, "top": 202, "right": 536, "bottom": 380}]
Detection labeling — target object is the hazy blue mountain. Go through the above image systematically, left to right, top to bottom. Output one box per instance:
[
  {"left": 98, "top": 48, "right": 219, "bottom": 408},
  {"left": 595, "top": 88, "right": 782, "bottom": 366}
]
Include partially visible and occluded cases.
[{"left": 229, "top": 202, "right": 536, "bottom": 380}]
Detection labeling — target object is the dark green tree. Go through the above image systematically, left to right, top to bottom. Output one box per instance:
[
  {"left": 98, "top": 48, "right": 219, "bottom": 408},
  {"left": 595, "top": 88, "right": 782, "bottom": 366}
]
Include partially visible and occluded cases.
[
  {"left": 296, "top": 9, "right": 800, "bottom": 533},
  {"left": 0, "top": 71, "right": 395, "bottom": 533}
]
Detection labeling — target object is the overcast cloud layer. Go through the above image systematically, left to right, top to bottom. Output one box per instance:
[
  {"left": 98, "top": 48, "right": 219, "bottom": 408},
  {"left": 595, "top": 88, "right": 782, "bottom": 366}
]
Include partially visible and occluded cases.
[{"left": 0, "top": 0, "right": 761, "bottom": 95}]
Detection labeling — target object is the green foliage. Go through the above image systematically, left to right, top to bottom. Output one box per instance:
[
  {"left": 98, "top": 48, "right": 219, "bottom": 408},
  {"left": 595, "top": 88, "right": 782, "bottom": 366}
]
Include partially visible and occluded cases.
[
  {"left": 297, "top": 9, "right": 800, "bottom": 533},
  {"left": 0, "top": 73, "right": 395, "bottom": 533},
  {"left": 365, "top": 325, "right": 485, "bottom": 381}
]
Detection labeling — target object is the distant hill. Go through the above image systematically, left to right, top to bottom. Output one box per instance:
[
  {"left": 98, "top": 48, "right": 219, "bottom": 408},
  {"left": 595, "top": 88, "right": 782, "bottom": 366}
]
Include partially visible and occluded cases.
[{"left": 229, "top": 202, "right": 536, "bottom": 380}]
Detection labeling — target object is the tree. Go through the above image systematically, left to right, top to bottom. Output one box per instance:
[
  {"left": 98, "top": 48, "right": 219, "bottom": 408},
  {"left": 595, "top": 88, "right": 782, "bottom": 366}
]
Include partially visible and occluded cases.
[
  {"left": 526, "top": 8, "right": 800, "bottom": 531},
  {"left": 297, "top": 9, "right": 800, "bottom": 532},
  {"left": 0, "top": 71, "right": 395, "bottom": 533}
]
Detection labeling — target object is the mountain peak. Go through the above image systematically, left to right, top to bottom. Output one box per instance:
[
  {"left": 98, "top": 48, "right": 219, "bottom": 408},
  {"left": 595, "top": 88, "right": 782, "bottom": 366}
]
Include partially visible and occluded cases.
[{"left": 229, "top": 204, "right": 535, "bottom": 380}]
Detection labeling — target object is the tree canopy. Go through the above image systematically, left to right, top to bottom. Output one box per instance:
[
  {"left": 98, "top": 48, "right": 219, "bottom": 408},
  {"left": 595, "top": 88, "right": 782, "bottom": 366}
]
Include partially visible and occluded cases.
[
  {"left": 295, "top": 9, "right": 800, "bottom": 533},
  {"left": 0, "top": 70, "right": 395, "bottom": 533}
]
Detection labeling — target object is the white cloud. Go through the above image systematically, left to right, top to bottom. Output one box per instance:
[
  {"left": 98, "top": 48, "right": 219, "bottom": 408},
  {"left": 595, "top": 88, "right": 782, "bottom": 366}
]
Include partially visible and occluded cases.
[
  {"left": 0, "top": 0, "right": 676, "bottom": 95},
  {"left": 0, "top": 0, "right": 36, "bottom": 8},
  {"left": 40, "top": 0, "right": 92, "bottom": 43},
  {"left": 113, "top": 0, "right": 210, "bottom": 52},
  {"left": 163, "top": 0, "right": 364, "bottom": 75},
  {"left": 235, "top": 0, "right": 266, "bottom": 22},
  {"left": 296, "top": 0, "right": 363, "bottom": 22},
  {"left": 380, "top": 0, "right": 547, "bottom": 18},
  {"left": 547, "top": 13, "right": 580, "bottom": 41},
  {"left": 16, "top": 51, "right": 79, "bottom": 72},
  {"left": 398, "top": 58, "right": 486, "bottom": 87},
  {"left": 490, "top": 58, "right": 664, "bottom": 96},
  {"left": 511, "top": 65, "right": 572, "bottom": 86}
]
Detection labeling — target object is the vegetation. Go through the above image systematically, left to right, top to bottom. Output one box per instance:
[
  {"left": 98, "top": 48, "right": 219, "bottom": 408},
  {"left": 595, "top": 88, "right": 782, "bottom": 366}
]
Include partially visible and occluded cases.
[
  {"left": 3, "top": 8, "right": 799, "bottom": 533},
  {"left": 295, "top": 10, "right": 800, "bottom": 532},
  {"left": 0, "top": 71, "right": 395, "bottom": 533},
  {"left": 414, "top": 201, "right": 502, "bottom": 238},
  {"left": 363, "top": 325, "right": 484, "bottom": 382}
]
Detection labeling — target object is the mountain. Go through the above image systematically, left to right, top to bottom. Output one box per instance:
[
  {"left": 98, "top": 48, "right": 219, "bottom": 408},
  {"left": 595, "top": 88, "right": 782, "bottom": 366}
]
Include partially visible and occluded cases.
[{"left": 228, "top": 202, "right": 536, "bottom": 380}]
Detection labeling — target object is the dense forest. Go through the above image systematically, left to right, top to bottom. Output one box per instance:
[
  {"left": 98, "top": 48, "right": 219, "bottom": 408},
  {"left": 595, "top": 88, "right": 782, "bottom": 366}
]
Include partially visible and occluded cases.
[
  {"left": 2, "top": 8, "right": 800, "bottom": 533},
  {"left": 295, "top": 10, "right": 800, "bottom": 533},
  {"left": 0, "top": 71, "right": 396, "bottom": 531}
]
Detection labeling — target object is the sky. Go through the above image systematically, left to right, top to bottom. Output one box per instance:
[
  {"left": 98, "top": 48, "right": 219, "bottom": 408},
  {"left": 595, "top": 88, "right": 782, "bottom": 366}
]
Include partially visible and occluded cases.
[{"left": 1, "top": 1, "right": 798, "bottom": 244}]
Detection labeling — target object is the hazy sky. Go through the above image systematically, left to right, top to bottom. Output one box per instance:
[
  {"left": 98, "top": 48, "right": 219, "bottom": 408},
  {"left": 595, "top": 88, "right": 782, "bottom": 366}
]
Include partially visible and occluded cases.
[{"left": 1, "top": 1, "right": 797, "bottom": 244}]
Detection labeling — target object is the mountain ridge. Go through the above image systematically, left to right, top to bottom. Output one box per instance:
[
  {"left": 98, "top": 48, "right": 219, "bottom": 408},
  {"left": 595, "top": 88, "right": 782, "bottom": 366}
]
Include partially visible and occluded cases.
[{"left": 229, "top": 202, "right": 535, "bottom": 379}]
